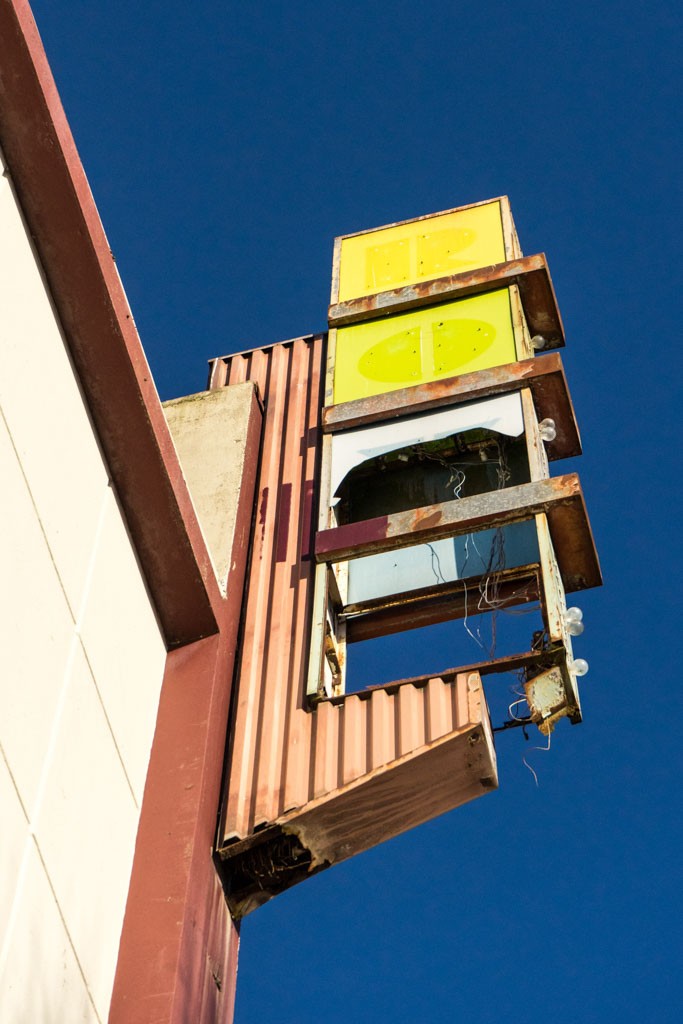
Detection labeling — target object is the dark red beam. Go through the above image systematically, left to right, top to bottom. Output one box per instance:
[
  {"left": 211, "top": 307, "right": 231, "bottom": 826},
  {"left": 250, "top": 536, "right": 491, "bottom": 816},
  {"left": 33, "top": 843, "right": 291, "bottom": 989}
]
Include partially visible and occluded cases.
[{"left": 0, "top": 0, "right": 220, "bottom": 646}]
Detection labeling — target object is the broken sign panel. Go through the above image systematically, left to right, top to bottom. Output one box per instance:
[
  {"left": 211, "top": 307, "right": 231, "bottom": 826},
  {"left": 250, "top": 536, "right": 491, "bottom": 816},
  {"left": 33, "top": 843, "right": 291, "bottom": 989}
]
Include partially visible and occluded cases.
[{"left": 329, "top": 391, "right": 525, "bottom": 504}]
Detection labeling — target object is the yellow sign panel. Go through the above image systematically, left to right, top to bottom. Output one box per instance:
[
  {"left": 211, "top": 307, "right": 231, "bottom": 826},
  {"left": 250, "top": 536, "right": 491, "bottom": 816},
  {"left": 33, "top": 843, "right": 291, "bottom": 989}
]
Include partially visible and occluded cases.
[
  {"left": 338, "top": 201, "right": 506, "bottom": 302},
  {"left": 333, "top": 289, "right": 517, "bottom": 404}
]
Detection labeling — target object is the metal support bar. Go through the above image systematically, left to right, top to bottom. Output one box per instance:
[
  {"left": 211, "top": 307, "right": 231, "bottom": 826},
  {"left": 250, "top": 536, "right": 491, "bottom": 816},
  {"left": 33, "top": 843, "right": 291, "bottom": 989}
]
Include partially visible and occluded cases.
[
  {"left": 327, "top": 253, "right": 564, "bottom": 348},
  {"left": 321, "top": 353, "right": 580, "bottom": 461},
  {"left": 315, "top": 474, "right": 601, "bottom": 592},
  {"left": 344, "top": 569, "right": 540, "bottom": 643}
]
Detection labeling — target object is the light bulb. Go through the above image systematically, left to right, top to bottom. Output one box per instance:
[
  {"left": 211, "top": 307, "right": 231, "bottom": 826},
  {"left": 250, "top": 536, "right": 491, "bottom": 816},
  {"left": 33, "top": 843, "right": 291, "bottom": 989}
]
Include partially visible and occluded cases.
[
  {"left": 531, "top": 334, "right": 547, "bottom": 350},
  {"left": 539, "top": 418, "right": 556, "bottom": 442},
  {"left": 564, "top": 608, "right": 584, "bottom": 635},
  {"left": 570, "top": 658, "right": 589, "bottom": 677}
]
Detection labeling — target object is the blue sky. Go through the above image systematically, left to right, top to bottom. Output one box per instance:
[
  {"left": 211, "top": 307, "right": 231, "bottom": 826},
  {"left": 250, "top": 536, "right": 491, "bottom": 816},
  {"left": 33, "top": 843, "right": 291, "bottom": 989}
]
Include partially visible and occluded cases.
[{"left": 31, "top": 1, "right": 682, "bottom": 1020}]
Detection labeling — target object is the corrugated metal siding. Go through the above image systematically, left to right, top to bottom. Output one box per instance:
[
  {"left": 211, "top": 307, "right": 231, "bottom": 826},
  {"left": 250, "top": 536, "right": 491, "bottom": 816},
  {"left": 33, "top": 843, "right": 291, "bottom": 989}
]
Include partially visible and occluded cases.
[
  {"left": 210, "top": 337, "right": 325, "bottom": 840},
  {"left": 209, "top": 338, "right": 494, "bottom": 847},
  {"left": 311, "top": 673, "right": 476, "bottom": 796}
]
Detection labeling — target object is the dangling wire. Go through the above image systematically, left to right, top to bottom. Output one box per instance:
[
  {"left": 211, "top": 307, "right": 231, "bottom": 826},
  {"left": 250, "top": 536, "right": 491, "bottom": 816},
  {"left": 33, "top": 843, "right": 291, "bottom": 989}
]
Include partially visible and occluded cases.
[
  {"left": 412, "top": 435, "right": 528, "bottom": 661},
  {"left": 471, "top": 439, "right": 512, "bottom": 655},
  {"left": 449, "top": 468, "right": 466, "bottom": 499},
  {"left": 461, "top": 534, "right": 484, "bottom": 649},
  {"left": 426, "top": 543, "right": 447, "bottom": 585},
  {"left": 508, "top": 696, "right": 529, "bottom": 722},
  {"left": 522, "top": 727, "right": 552, "bottom": 787}
]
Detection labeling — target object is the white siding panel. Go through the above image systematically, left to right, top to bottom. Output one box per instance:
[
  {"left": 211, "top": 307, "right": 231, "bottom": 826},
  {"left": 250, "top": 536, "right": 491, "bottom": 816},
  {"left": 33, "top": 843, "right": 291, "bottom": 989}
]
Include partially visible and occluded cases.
[
  {"left": 0, "top": 155, "right": 168, "bottom": 1019},
  {"left": 0, "top": 171, "right": 109, "bottom": 617},
  {"left": 0, "top": 413, "right": 74, "bottom": 811},
  {"left": 79, "top": 488, "right": 167, "bottom": 804},
  {"left": 33, "top": 643, "right": 140, "bottom": 1022},
  {"left": 0, "top": 755, "right": 28, "bottom": 943},
  {"left": 0, "top": 841, "right": 98, "bottom": 1024}
]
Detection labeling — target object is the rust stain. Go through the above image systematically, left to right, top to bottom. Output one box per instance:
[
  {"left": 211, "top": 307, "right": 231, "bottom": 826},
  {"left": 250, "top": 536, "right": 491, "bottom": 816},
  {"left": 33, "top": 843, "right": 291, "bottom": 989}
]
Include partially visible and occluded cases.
[
  {"left": 328, "top": 256, "right": 536, "bottom": 323},
  {"left": 320, "top": 354, "right": 580, "bottom": 460},
  {"left": 314, "top": 475, "right": 599, "bottom": 588},
  {"left": 300, "top": 479, "right": 315, "bottom": 561},
  {"left": 275, "top": 483, "right": 292, "bottom": 563},
  {"left": 259, "top": 487, "right": 268, "bottom": 525},
  {"left": 412, "top": 508, "right": 442, "bottom": 531}
]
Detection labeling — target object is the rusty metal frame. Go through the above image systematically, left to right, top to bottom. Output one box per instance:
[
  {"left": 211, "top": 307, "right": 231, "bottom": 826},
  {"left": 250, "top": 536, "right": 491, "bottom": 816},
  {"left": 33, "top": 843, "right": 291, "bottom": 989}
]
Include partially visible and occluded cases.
[
  {"left": 327, "top": 253, "right": 564, "bottom": 348},
  {"left": 321, "top": 352, "right": 580, "bottom": 460},
  {"left": 312, "top": 368, "right": 596, "bottom": 709},
  {"left": 309, "top": 471, "right": 599, "bottom": 706},
  {"left": 315, "top": 473, "right": 601, "bottom": 593},
  {"left": 321, "top": 582, "right": 580, "bottom": 725},
  {"left": 321, "top": 640, "right": 581, "bottom": 721}
]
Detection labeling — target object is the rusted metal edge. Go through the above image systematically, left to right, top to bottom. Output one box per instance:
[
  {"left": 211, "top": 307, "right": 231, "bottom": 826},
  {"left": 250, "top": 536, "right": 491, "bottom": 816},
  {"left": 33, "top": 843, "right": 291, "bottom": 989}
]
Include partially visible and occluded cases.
[
  {"left": 333, "top": 195, "right": 510, "bottom": 243},
  {"left": 327, "top": 253, "right": 565, "bottom": 348},
  {"left": 206, "top": 333, "right": 321, "bottom": 382},
  {"left": 321, "top": 353, "right": 581, "bottom": 461},
  {"left": 315, "top": 474, "right": 602, "bottom": 592},
  {"left": 342, "top": 563, "right": 537, "bottom": 617},
  {"left": 344, "top": 568, "right": 540, "bottom": 644},
  {"left": 324, "top": 647, "right": 567, "bottom": 705},
  {"left": 217, "top": 671, "right": 495, "bottom": 916},
  {"left": 216, "top": 710, "right": 496, "bottom": 918}
]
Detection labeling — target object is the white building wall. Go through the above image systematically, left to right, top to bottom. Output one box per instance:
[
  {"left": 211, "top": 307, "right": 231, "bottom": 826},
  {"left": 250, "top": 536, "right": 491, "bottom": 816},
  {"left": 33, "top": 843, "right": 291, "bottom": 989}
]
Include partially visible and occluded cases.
[{"left": 0, "top": 156, "right": 168, "bottom": 1021}]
